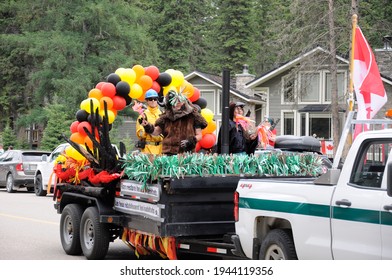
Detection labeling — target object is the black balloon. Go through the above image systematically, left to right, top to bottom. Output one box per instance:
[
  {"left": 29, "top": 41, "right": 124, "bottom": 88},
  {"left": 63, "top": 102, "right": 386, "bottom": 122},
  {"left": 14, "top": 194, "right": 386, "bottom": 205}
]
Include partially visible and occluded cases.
[
  {"left": 156, "top": 72, "right": 172, "bottom": 87},
  {"left": 107, "top": 73, "right": 121, "bottom": 85},
  {"left": 116, "top": 81, "right": 130, "bottom": 97},
  {"left": 124, "top": 94, "right": 132, "bottom": 106},
  {"left": 193, "top": 97, "right": 207, "bottom": 109},
  {"left": 76, "top": 109, "right": 89, "bottom": 122}
]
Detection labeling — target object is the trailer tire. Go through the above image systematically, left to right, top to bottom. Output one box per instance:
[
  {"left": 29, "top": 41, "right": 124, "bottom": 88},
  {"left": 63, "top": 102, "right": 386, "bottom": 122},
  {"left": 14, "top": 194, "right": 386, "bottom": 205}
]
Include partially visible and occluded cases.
[
  {"left": 60, "top": 204, "right": 83, "bottom": 255},
  {"left": 80, "top": 206, "right": 110, "bottom": 260},
  {"left": 259, "top": 229, "right": 298, "bottom": 260}
]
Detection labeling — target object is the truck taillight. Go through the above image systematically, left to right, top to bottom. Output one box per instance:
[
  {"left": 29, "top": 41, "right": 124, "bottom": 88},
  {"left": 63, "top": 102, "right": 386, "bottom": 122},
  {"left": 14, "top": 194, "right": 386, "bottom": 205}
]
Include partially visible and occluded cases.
[
  {"left": 16, "top": 163, "right": 24, "bottom": 171},
  {"left": 234, "top": 191, "right": 239, "bottom": 222}
]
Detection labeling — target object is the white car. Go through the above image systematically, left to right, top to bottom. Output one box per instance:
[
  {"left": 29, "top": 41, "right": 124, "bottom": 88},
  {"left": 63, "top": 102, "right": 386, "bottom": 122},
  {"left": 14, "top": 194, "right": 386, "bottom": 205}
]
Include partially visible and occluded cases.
[{"left": 34, "top": 143, "right": 69, "bottom": 196}]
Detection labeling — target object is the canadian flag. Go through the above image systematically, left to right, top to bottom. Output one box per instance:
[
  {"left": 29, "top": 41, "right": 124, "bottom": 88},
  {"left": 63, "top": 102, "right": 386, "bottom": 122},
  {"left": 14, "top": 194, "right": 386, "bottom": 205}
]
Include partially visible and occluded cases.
[{"left": 353, "top": 27, "right": 387, "bottom": 137}]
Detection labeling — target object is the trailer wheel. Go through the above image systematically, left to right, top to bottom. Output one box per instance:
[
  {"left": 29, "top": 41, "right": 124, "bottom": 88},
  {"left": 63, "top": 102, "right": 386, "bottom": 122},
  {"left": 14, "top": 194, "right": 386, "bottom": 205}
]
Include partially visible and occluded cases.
[
  {"left": 60, "top": 204, "right": 83, "bottom": 255},
  {"left": 80, "top": 206, "right": 110, "bottom": 260},
  {"left": 259, "top": 229, "right": 298, "bottom": 260}
]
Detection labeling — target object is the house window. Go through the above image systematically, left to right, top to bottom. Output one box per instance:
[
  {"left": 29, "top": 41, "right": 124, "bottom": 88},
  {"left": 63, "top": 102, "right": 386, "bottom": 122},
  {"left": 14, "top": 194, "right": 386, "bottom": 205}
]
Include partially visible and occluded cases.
[
  {"left": 299, "top": 72, "right": 320, "bottom": 103},
  {"left": 325, "top": 72, "right": 346, "bottom": 102},
  {"left": 282, "top": 74, "right": 295, "bottom": 103},
  {"left": 283, "top": 111, "right": 294, "bottom": 135},
  {"left": 300, "top": 112, "right": 332, "bottom": 139}
]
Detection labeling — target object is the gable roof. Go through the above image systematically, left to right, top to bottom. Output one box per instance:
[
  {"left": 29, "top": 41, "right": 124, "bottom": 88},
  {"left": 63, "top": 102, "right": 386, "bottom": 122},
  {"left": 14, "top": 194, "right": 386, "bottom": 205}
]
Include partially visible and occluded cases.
[
  {"left": 245, "top": 46, "right": 392, "bottom": 88},
  {"left": 185, "top": 70, "right": 264, "bottom": 104}
]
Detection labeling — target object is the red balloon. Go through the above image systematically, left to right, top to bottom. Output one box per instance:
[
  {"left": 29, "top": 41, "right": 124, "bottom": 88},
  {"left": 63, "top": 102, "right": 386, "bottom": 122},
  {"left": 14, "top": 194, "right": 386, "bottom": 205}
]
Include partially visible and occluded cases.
[
  {"left": 144, "top": 65, "right": 160, "bottom": 81},
  {"left": 95, "top": 81, "right": 105, "bottom": 90},
  {"left": 151, "top": 81, "right": 161, "bottom": 94},
  {"left": 101, "top": 82, "right": 116, "bottom": 98},
  {"left": 189, "top": 87, "right": 200, "bottom": 102},
  {"left": 112, "top": 96, "right": 126, "bottom": 111},
  {"left": 70, "top": 121, "right": 80, "bottom": 133},
  {"left": 77, "top": 121, "right": 92, "bottom": 136},
  {"left": 199, "top": 133, "right": 216, "bottom": 149},
  {"left": 195, "top": 142, "right": 201, "bottom": 152}
]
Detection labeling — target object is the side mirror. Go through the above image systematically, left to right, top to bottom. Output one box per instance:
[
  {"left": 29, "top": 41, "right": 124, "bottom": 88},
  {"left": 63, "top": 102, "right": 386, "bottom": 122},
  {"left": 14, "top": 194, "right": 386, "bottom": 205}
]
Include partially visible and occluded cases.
[
  {"left": 41, "top": 154, "right": 48, "bottom": 162},
  {"left": 387, "top": 161, "right": 392, "bottom": 197}
]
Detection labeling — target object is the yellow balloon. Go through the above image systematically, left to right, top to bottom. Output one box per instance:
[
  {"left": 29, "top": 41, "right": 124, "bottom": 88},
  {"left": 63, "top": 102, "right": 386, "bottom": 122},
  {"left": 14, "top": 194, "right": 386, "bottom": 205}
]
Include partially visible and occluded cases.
[
  {"left": 120, "top": 68, "right": 136, "bottom": 85},
  {"left": 171, "top": 70, "right": 184, "bottom": 87},
  {"left": 179, "top": 80, "right": 194, "bottom": 98},
  {"left": 129, "top": 83, "right": 143, "bottom": 99},
  {"left": 163, "top": 85, "right": 177, "bottom": 96},
  {"left": 80, "top": 98, "right": 100, "bottom": 114},
  {"left": 201, "top": 108, "right": 214, "bottom": 123},
  {"left": 99, "top": 109, "right": 116, "bottom": 124},
  {"left": 202, "top": 120, "right": 217, "bottom": 135},
  {"left": 65, "top": 146, "right": 85, "bottom": 161}
]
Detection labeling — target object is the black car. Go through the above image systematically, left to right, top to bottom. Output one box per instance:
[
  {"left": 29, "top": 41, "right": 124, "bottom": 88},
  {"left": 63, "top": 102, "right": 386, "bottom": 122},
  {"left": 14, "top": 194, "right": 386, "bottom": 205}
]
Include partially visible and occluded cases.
[{"left": 0, "top": 149, "right": 51, "bottom": 193}]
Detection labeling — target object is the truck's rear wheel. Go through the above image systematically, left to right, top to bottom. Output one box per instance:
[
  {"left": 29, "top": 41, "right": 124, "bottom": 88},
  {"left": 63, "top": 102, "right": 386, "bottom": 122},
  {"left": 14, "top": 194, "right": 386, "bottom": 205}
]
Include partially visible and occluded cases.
[
  {"left": 60, "top": 204, "right": 83, "bottom": 255},
  {"left": 80, "top": 206, "right": 110, "bottom": 260},
  {"left": 259, "top": 229, "right": 298, "bottom": 260}
]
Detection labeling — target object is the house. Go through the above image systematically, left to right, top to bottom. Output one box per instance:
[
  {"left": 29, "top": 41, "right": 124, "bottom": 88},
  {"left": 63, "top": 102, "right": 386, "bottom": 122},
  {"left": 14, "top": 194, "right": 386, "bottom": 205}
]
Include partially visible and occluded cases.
[{"left": 119, "top": 39, "right": 392, "bottom": 154}]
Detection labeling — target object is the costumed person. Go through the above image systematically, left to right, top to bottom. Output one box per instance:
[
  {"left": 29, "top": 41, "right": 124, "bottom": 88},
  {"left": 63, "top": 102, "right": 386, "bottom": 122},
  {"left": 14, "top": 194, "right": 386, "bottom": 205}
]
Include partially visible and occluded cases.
[
  {"left": 135, "top": 89, "right": 163, "bottom": 155},
  {"left": 139, "top": 90, "right": 208, "bottom": 155},
  {"left": 216, "top": 101, "right": 258, "bottom": 155},
  {"left": 257, "top": 117, "right": 277, "bottom": 149}
]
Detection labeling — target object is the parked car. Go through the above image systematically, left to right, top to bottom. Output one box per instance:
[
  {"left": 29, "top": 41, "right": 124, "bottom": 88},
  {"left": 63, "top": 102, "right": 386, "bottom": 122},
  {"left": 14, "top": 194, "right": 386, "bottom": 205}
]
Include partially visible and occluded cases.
[
  {"left": 34, "top": 143, "right": 69, "bottom": 196},
  {"left": 0, "top": 149, "right": 51, "bottom": 193}
]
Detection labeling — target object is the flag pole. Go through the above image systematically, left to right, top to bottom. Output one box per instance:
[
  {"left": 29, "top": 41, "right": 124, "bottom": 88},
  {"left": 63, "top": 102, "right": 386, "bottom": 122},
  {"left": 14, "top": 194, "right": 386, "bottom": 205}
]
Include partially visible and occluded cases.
[
  {"left": 336, "top": 14, "right": 357, "bottom": 168},
  {"left": 348, "top": 14, "right": 357, "bottom": 111}
]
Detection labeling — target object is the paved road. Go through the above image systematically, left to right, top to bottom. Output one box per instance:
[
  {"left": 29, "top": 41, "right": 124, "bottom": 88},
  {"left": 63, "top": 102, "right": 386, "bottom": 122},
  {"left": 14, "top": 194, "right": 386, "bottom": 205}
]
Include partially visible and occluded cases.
[{"left": 0, "top": 188, "right": 136, "bottom": 260}]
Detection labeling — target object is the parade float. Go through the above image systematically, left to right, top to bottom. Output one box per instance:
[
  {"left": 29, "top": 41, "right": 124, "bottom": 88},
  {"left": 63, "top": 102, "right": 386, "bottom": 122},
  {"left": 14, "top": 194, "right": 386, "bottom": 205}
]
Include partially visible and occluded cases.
[{"left": 53, "top": 64, "right": 326, "bottom": 260}]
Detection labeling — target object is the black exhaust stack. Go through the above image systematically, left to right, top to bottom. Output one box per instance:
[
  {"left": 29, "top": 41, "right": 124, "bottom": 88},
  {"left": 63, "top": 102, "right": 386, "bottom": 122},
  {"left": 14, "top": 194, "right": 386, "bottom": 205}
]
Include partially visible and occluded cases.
[{"left": 220, "top": 69, "right": 230, "bottom": 154}]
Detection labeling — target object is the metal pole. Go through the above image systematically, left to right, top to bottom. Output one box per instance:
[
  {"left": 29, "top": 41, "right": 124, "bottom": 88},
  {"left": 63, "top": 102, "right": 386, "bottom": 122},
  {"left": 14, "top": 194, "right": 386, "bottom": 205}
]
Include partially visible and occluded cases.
[{"left": 221, "top": 69, "right": 230, "bottom": 154}]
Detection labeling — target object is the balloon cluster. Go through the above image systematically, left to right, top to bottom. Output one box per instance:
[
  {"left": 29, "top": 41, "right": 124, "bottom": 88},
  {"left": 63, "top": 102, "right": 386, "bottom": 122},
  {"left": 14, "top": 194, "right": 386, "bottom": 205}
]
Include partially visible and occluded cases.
[{"left": 66, "top": 65, "right": 217, "bottom": 160}]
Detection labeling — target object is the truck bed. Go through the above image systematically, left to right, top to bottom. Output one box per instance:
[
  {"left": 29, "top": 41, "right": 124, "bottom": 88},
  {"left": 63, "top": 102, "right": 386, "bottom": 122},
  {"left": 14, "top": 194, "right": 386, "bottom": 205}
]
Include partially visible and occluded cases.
[{"left": 114, "top": 176, "right": 242, "bottom": 237}]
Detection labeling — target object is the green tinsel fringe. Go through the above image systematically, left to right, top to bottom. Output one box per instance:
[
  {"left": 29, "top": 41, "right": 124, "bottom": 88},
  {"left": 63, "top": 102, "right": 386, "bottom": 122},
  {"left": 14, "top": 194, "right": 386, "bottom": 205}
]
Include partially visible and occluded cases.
[{"left": 121, "top": 152, "right": 326, "bottom": 186}]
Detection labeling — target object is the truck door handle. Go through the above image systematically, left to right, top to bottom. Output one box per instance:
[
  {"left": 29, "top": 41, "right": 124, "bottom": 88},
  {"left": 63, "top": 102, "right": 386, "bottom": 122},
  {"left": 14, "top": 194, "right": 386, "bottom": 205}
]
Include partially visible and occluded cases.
[
  {"left": 335, "top": 199, "right": 352, "bottom": 207},
  {"left": 384, "top": 204, "right": 392, "bottom": 211}
]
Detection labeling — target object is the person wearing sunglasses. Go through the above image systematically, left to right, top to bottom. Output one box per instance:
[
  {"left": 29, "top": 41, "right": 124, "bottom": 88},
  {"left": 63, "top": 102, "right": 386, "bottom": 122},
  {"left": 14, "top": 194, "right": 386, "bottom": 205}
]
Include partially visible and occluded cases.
[{"left": 135, "top": 89, "right": 163, "bottom": 155}]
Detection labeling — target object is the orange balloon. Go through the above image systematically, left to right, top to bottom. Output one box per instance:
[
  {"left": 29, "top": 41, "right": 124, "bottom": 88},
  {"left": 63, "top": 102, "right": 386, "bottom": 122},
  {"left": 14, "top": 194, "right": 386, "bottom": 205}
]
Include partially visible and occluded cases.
[
  {"left": 137, "top": 75, "right": 153, "bottom": 91},
  {"left": 88, "top": 88, "right": 103, "bottom": 100},
  {"left": 100, "top": 96, "right": 114, "bottom": 110},
  {"left": 70, "top": 132, "right": 85, "bottom": 144},
  {"left": 84, "top": 136, "right": 94, "bottom": 150}
]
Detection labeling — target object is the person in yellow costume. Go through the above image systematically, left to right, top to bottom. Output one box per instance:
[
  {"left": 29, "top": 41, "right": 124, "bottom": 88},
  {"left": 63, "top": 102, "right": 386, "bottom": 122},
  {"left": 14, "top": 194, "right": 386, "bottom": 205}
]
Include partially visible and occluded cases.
[{"left": 135, "top": 89, "right": 163, "bottom": 155}]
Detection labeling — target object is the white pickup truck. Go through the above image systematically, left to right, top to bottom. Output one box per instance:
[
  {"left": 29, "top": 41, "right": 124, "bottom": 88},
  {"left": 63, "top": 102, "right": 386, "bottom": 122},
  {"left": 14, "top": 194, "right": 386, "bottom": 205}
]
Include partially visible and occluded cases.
[
  {"left": 236, "top": 127, "right": 392, "bottom": 260},
  {"left": 34, "top": 143, "right": 69, "bottom": 196}
]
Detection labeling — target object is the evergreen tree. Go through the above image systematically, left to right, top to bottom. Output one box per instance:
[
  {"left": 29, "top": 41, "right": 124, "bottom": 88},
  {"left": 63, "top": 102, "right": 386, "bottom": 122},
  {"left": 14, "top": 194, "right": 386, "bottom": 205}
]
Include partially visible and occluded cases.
[
  {"left": 206, "top": 0, "right": 254, "bottom": 75},
  {"left": 40, "top": 104, "right": 73, "bottom": 151},
  {"left": 2, "top": 124, "right": 18, "bottom": 150}
]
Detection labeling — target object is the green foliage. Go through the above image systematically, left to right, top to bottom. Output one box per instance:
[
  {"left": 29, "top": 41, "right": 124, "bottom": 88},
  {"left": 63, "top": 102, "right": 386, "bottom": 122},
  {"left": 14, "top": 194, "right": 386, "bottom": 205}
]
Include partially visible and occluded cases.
[
  {"left": 40, "top": 104, "right": 73, "bottom": 151},
  {"left": 1, "top": 124, "right": 18, "bottom": 149}
]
